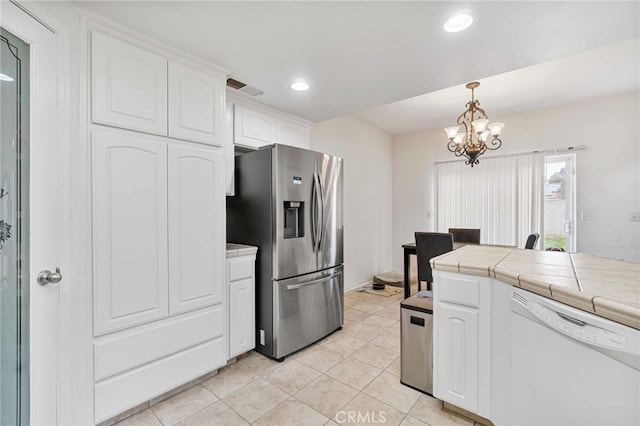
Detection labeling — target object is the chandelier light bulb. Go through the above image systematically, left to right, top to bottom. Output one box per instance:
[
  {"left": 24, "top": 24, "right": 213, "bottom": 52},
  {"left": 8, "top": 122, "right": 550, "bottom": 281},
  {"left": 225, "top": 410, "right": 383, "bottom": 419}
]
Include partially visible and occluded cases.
[
  {"left": 472, "top": 119, "right": 489, "bottom": 134},
  {"left": 488, "top": 122, "right": 505, "bottom": 136},
  {"left": 445, "top": 126, "right": 461, "bottom": 139},
  {"left": 453, "top": 133, "right": 465, "bottom": 144}
]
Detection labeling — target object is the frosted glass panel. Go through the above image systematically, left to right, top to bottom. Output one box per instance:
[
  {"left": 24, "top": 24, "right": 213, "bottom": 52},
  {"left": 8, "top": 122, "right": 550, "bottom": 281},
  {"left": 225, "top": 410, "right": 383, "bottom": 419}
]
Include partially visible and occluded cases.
[{"left": 0, "top": 28, "right": 29, "bottom": 425}]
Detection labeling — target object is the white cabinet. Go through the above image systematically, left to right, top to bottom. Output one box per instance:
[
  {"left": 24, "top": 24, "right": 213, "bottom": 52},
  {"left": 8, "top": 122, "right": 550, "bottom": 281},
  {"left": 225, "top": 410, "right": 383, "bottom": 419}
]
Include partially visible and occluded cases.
[
  {"left": 92, "top": 30, "right": 168, "bottom": 135},
  {"left": 92, "top": 30, "right": 225, "bottom": 146},
  {"left": 168, "top": 62, "right": 224, "bottom": 145},
  {"left": 225, "top": 102, "right": 235, "bottom": 196},
  {"left": 233, "top": 104, "right": 277, "bottom": 149},
  {"left": 277, "top": 120, "right": 310, "bottom": 149},
  {"left": 92, "top": 128, "right": 225, "bottom": 331},
  {"left": 92, "top": 130, "right": 169, "bottom": 335},
  {"left": 168, "top": 144, "right": 225, "bottom": 314},
  {"left": 226, "top": 252, "right": 256, "bottom": 359},
  {"left": 433, "top": 272, "right": 492, "bottom": 418},
  {"left": 435, "top": 302, "right": 478, "bottom": 412}
]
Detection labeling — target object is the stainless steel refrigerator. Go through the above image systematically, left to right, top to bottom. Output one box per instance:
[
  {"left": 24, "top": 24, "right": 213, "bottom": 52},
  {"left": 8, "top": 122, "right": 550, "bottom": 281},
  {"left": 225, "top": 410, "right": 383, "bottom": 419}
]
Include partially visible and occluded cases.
[{"left": 227, "top": 144, "right": 344, "bottom": 360}]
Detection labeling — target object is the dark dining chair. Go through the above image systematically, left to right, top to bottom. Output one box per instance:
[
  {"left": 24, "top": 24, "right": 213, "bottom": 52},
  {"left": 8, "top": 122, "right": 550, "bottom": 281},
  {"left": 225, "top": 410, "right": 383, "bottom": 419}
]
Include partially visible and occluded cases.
[
  {"left": 448, "top": 228, "right": 481, "bottom": 244},
  {"left": 414, "top": 232, "right": 454, "bottom": 292},
  {"left": 525, "top": 233, "right": 540, "bottom": 250}
]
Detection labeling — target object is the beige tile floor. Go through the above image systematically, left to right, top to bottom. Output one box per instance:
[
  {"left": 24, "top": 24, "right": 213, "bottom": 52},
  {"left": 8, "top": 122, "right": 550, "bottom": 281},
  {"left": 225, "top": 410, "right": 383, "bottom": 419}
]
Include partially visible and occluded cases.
[{"left": 114, "top": 287, "right": 478, "bottom": 426}]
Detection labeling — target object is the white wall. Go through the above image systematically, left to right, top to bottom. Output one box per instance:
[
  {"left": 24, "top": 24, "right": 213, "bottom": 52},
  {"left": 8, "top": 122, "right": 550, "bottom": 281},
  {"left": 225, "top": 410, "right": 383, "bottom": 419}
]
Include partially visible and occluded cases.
[
  {"left": 392, "top": 91, "right": 640, "bottom": 270},
  {"left": 311, "top": 116, "right": 393, "bottom": 291}
]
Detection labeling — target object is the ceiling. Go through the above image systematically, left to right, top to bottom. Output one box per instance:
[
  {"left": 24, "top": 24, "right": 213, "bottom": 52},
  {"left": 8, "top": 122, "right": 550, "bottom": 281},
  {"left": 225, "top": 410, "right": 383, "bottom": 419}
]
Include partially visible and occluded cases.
[{"left": 74, "top": 1, "right": 640, "bottom": 133}]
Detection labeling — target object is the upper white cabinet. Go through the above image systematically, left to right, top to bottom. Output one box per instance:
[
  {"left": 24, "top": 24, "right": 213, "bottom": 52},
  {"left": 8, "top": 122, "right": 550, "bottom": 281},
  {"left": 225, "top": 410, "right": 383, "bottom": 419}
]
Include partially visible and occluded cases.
[
  {"left": 92, "top": 30, "right": 168, "bottom": 135},
  {"left": 92, "top": 30, "right": 225, "bottom": 146},
  {"left": 168, "top": 62, "right": 224, "bottom": 145},
  {"left": 233, "top": 104, "right": 277, "bottom": 149},
  {"left": 277, "top": 120, "right": 310, "bottom": 149},
  {"left": 92, "top": 130, "right": 169, "bottom": 334},
  {"left": 168, "top": 143, "right": 225, "bottom": 314}
]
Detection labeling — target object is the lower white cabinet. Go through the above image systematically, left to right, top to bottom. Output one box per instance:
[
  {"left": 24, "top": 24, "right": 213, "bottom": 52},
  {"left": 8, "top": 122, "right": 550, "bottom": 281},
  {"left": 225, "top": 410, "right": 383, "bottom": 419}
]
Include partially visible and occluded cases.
[
  {"left": 92, "top": 127, "right": 226, "bottom": 422},
  {"left": 226, "top": 249, "right": 257, "bottom": 359},
  {"left": 433, "top": 272, "right": 492, "bottom": 419},
  {"left": 434, "top": 302, "right": 478, "bottom": 412}
]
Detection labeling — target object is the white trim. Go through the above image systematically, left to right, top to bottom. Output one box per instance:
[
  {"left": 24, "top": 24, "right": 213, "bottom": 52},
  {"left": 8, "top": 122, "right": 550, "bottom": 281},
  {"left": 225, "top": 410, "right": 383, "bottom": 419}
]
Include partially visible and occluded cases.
[
  {"left": 73, "top": 4, "right": 230, "bottom": 78},
  {"left": 227, "top": 89, "right": 314, "bottom": 127}
]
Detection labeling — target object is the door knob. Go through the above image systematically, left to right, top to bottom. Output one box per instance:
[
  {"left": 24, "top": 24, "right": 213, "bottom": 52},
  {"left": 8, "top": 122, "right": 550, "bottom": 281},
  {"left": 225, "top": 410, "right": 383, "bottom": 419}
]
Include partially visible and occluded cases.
[{"left": 37, "top": 267, "right": 62, "bottom": 286}]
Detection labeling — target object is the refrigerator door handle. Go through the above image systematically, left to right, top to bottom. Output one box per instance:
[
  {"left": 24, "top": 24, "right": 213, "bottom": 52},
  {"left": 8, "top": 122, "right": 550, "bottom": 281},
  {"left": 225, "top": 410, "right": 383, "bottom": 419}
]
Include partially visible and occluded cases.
[
  {"left": 310, "top": 173, "right": 318, "bottom": 252},
  {"left": 317, "top": 173, "right": 324, "bottom": 250},
  {"left": 286, "top": 271, "right": 343, "bottom": 290}
]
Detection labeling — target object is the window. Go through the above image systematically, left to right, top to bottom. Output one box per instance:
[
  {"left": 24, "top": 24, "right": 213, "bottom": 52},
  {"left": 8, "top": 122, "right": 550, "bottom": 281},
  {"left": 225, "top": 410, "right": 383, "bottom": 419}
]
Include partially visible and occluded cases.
[
  {"left": 434, "top": 153, "right": 544, "bottom": 248},
  {"left": 544, "top": 154, "right": 576, "bottom": 251}
]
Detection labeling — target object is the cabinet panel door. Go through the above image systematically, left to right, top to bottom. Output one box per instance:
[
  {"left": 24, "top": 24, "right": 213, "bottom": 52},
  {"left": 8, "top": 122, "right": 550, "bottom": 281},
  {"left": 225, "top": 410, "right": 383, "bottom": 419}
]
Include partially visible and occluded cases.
[
  {"left": 92, "top": 31, "right": 168, "bottom": 135},
  {"left": 168, "top": 62, "right": 224, "bottom": 145},
  {"left": 233, "top": 105, "right": 277, "bottom": 149},
  {"left": 277, "top": 120, "right": 310, "bottom": 149},
  {"left": 92, "top": 130, "right": 168, "bottom": 335},
  {"left": 168, "top": 144, "right": 225, "bottom": 314},
  {"left": 228, "top": 275, "right": 255, "bottom": 359},
  {"left": 435, "top": 302, "right": 478, "bottom": 412}
]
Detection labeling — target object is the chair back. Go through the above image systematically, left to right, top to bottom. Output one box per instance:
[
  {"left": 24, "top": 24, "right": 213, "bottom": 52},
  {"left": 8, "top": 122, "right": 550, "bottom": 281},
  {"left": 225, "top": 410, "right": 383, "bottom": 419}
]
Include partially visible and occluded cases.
[
  {"left": 448, "top": 228, "right": 481, "bottom": 244},
  {"left": 415, "top": 232, "right": 454, "bottom": 284},
  {"left": 525, "top": 233, "right": 540, "bottom": 249}
]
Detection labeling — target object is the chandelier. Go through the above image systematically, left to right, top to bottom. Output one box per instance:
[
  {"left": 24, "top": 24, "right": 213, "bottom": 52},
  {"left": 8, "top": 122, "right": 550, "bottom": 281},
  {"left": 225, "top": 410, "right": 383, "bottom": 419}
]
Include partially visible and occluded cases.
[{"left": 444, "top": 82, "right": 505, "bottom": 167}]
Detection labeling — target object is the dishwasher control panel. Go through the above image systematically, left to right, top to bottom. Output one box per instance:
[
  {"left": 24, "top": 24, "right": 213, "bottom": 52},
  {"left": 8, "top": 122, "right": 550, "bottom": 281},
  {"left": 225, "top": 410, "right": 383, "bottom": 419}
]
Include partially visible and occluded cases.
[{"left": 529, "top": 300, "right": 627, "bottom": 350}]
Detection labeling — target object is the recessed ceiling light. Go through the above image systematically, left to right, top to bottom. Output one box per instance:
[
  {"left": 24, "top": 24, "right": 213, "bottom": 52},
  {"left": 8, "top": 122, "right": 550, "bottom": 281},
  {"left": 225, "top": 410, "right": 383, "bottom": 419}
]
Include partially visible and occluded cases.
[
  {"left": 444, "top": 13, "right": 473, "bottom": 32},
  {"left": 0, "top": 73, "right": 14, "bottom": 82},
  {"left": 291, "top": 81, "right": 310, "bottom": 91}
]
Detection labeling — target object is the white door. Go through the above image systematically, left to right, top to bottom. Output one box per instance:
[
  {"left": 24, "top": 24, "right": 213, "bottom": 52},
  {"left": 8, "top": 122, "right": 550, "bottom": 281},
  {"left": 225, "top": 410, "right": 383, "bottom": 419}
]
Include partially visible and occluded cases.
[
  {"left": 1, "top": 2, "right": 61, "bottom": 424},
  {"left": 92, "top": 30, "right": 168, "bottom": 135},
  {"left": 168, "top": 62, "right": 224, "bottom": 146},
  {"left": 92, "top": 129, "right": 169, "bottom": 334},
  {"left": 168, "top": 143, "right": 225, "bottom": 314},
  {"left": 435, "top": 302, "right": 478, "bottom": 412}
]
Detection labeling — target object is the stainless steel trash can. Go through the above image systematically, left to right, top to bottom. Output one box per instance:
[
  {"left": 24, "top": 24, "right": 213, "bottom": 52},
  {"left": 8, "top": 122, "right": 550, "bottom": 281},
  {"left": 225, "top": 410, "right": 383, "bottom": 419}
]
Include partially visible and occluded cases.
[{"left": 400, "top": 294, "right": 433, "bottom": 395}]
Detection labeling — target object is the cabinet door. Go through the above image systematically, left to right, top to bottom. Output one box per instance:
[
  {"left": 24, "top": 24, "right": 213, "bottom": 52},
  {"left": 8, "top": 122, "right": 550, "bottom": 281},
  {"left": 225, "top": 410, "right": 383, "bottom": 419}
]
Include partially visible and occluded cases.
[
  {"left": 92, "top": 30, "right": 168, "bottom": 135},
  {"left": 168, "top": 62, "right": 224, "bottom": 146},
  {"left": 224, "top": 102, "right": 235, "bottom": 196},
  {"left": 233, "top": 105, "right": 277, "bottom": 149},
  {"left": 277, "top": 120, "right": 310, "bottom": 149},
  {"left": 92, "top": 130, "right": 168, "bottom": 335},
  {"left": 168, "top": 144, "right": 225, "bottom": 315},
  {"left": 228, "top": 256, "right": 255, "bottom": 358},
  {"left": 435, "top": 302, "right": 478, "bottom": 412}
]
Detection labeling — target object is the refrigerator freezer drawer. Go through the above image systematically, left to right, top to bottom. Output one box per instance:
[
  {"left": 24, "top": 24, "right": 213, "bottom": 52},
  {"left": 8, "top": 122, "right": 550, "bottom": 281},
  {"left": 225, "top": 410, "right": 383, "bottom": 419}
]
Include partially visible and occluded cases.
[{"left": 273, "top": 265, "right": 344, "bottom": 359}]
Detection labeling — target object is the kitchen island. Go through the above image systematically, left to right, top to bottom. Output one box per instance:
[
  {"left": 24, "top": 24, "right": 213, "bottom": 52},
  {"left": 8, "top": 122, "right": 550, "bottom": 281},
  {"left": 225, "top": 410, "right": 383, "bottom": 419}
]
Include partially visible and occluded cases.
[{"left": 429, "top": 245, "right": 639, "bottom": 425}]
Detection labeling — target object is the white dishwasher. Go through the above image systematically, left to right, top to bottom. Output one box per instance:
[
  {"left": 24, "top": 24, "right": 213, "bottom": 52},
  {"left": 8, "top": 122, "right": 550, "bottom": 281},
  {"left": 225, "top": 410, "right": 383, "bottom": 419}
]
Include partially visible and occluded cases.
[{"left": 510, "top": 288, "right": 640, "bottom": 426}]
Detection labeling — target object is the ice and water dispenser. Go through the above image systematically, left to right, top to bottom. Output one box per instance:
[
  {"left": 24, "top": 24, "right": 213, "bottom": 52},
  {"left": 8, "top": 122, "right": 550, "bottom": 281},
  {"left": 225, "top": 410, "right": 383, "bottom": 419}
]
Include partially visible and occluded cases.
[{"left": 283, "top": 201, "right": 304, "bottom": 239}]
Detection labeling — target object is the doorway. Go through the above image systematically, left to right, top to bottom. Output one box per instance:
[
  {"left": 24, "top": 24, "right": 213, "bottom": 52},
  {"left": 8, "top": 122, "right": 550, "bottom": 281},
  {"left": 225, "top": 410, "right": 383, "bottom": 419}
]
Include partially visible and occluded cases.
[
  {"left": 1, "top": 28, "right": 30, "bottom": 425},
  {"left": 544, "top": 154, "right": 576, "bottom": 251}
]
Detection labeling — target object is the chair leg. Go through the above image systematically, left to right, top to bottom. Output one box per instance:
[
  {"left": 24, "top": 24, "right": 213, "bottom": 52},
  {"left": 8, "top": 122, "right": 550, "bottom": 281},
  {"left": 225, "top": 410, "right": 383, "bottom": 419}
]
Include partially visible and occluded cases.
[
  {"left": 417, "top": 281, "right": 422, "bottom": 293},
  {"left": 426, "top": 282, "right": 432, "bottom": 291}
]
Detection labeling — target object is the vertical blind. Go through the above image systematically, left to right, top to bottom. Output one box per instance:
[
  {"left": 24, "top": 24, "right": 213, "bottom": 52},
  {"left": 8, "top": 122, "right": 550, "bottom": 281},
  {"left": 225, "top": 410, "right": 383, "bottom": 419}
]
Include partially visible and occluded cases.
[{"left": 434, "top": 153, "right": 544, "bottom": 247}]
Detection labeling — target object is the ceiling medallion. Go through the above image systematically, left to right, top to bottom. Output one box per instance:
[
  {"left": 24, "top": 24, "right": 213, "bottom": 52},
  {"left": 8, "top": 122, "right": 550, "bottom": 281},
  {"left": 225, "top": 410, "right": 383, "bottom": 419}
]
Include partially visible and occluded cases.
[{"left": 444, "top": 82, "right": 505, "bottom": 167}]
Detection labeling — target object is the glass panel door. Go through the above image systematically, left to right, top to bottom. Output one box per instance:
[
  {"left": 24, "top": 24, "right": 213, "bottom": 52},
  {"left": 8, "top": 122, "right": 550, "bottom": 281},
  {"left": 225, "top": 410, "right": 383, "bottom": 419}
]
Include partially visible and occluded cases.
[
  {"left": 1, "top": 28, "right": 30, "bottom": 425},
  {"left": 544, "top": 154, "right": 576, "bottom": 252}
]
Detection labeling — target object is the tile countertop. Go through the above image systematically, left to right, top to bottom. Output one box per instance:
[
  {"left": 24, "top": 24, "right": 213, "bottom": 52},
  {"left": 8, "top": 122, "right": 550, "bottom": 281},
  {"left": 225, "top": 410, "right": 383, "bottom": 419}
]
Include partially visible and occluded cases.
[
  {"left": 226, "top": 243, "right": 258, "bottom": 258},
  {"left": 430, "top": 245, "right": 640, "bottom": 330}
]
